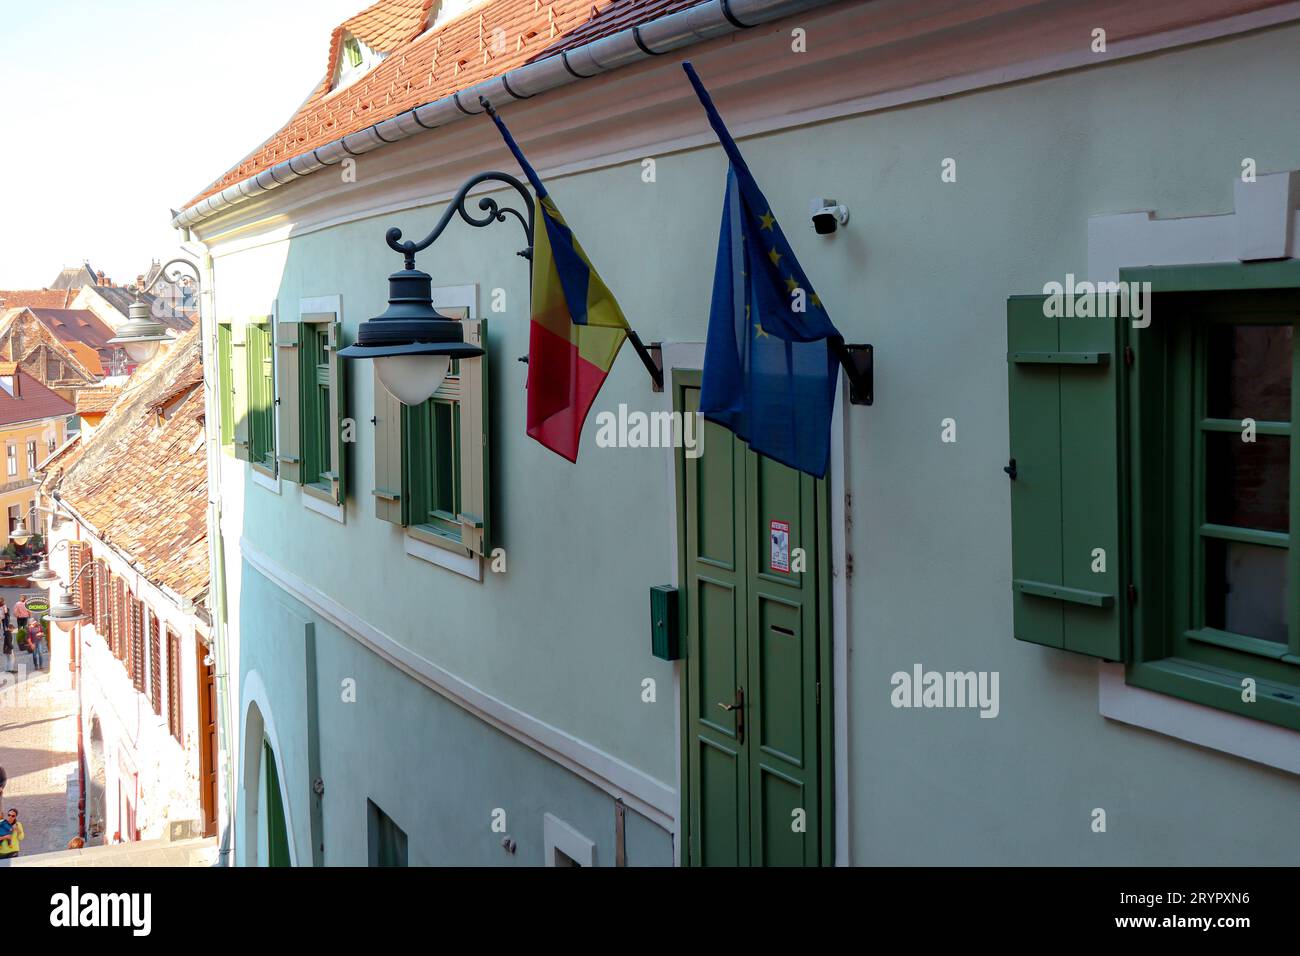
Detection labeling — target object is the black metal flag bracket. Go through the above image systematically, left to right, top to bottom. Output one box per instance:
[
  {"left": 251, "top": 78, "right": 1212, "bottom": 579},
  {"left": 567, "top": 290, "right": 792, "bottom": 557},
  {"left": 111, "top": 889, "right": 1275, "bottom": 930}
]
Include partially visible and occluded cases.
[{"left": 832, "top": 340, "right": 874, "bottom": 406}]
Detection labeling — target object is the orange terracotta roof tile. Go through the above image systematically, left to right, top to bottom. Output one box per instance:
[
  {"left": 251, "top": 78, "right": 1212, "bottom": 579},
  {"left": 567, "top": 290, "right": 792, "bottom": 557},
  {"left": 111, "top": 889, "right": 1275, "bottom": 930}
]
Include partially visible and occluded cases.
[
  {"left": 188, "top": 0, "right": 705, "bottom": 207},
  {"left": 0, "top": 289, "right": 76, "bottom": 310},
  {"left": 56, "top": 330, "right": 208, "bottom": 602},
  {"left": 74, "top": 386, "right": 123, "bottom": 414}
]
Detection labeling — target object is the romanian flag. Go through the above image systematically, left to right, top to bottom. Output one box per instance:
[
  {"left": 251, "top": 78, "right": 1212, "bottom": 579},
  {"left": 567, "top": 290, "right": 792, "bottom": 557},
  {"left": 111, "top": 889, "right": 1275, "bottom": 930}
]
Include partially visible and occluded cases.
[{"left": 487, "top": 109, "right": 629, "bottom": 462}]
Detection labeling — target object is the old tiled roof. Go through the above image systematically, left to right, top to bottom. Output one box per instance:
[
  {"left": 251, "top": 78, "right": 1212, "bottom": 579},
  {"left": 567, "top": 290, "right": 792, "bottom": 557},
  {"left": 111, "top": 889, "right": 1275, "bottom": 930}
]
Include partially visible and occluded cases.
[
  {"left": 189, "top": 0, "right": 705, "bottom": 206},
  {"left": 49, "top": 264, "right": 98, "bottom": 291},
  {"left": 89, "top": 285, "right": 195, "bottom": 332},
  {"left": 0, "top": 289, "right": 77, "bottom": 310},
  {"left": 30, "top": 308, "right": 118, "bottom": 357},
  {"left": 0, "top": 309, "right": 101, "bottom": 388},
  {"left": 56, "top": 329, "right": 207, "bottom": 602},
  {"left": 0, "top": 365, "right": 75, "bottom": 426},
  {"left": 74, "top": 386, "right": 123, "bottom": 415},
  {"left": 38, "top": 431, "right": 81, "bottom": 475}
]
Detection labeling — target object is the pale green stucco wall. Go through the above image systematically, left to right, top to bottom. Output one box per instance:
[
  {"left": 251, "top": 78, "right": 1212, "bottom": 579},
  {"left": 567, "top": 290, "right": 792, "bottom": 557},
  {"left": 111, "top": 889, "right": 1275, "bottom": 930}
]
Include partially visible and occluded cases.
[{"left": 219, "top": 21, "right": 1300, "bottom": 864}]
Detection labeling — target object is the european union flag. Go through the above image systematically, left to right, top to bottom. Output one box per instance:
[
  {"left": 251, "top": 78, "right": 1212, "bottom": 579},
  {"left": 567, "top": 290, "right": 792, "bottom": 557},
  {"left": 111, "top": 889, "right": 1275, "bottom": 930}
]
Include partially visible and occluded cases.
[{"left": 684, "top": 63, "right": 843, "bottom": 478}]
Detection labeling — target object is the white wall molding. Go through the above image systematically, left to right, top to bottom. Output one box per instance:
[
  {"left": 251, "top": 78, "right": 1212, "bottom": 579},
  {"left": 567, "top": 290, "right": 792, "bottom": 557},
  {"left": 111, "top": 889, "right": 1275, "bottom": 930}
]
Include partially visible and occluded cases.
[
  {"left": 1089, "top": 172, "right": 1300, "bottom": 773},
  {"left": 239, "top": 537, "right": 676, "bottom": 829},
  {"left": 1099, "top": 665, "right": 1300, "bottom": 775}
]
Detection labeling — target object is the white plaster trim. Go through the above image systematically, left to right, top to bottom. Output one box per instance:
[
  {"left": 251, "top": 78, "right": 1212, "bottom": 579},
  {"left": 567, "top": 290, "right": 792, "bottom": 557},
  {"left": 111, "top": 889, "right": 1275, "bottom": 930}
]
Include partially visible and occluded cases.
[
  {"left": 1088, "top": 172, "right": 1300, "bottom": 771},
  {"left": 430, "top": 284, "right": 478, "bottom": 318},
  {"left": 298, "top": 293, "right": 342, "bottom": 318},
  {"left": 659, "top": 341, "right": 705, "bottom": 867},
  {"left": 829, "top": 378, "right": 850, "bottom": 866},
  {"left": 250, "top": 466, "right": 280, "bottom": 495},
  {"left": 302, "top": 490, "right": 345, "bottom": 524},
  {"left": 404, "top": 531, "right": 482, "bottom": 581},
  {"left": 239, "top": 536, "right": 676, "bottom": 829},
  {"left": 1099, "top": 664, "right": 1300, "bottom": 775},
  {"left": 239, "top": 668, "right": 300, "bottom": 866},
  {"left": 543, "top": 812, "right": 597, "bottom": 867}
]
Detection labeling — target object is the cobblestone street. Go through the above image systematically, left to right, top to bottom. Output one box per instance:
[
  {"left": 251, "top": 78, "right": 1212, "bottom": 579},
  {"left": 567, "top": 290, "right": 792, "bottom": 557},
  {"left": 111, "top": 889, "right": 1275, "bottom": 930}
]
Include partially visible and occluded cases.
[{"left": 0, "top": 661, "right": 79, "bottom": 858}]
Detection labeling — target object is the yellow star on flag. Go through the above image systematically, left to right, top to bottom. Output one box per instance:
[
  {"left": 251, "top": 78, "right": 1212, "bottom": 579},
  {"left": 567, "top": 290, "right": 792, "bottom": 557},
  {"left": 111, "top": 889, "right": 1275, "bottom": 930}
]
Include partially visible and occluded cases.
[
  {"left": 759, "top": 211, "right": 776, "bottom": 231},
  {"left": 767, "top": 247, "right": 782, "bottom": 266},
  {"left": 784, "top": 276, "right": 800, "bottom": 293},
  {"left": 811, "top": 293, "right": 822, "bottom": 309},
  {"left": 754, "top": 323, "right": 770, "bottom": 340}
]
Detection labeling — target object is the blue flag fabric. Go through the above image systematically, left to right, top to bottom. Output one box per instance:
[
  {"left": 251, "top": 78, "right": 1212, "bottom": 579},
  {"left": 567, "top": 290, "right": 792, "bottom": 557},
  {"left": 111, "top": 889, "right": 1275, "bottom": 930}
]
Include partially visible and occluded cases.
[{"left": 684, "top": 62, "right": 843, "bottom": 478}]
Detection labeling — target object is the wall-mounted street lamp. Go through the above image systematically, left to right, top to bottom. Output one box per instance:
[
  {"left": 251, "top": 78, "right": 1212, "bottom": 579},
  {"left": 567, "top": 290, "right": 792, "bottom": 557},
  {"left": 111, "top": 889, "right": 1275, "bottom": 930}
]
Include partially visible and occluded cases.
[
  {"left": 338, "top": 165, "right": 665, "bottom": 403},
  {"left": 107, "top": 258, "right": 201, "bottom": 364},
  {"left": 107, "top": 301, "right": 171, "bottom": 364},
  {"left": 8, "top": 504, "right": 57, "bottom": 547},
  {"left": 28, "top": 536, "right": 78, "bottom": 590},
  {"left": 47, "top": 559, "right": 96, "bottom": 632}
]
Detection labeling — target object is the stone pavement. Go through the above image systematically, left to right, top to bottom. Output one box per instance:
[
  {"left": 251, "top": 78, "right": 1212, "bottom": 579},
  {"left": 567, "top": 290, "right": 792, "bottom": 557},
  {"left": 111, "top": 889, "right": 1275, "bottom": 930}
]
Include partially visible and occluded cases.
[
  {"left": 0, "top": 662, "right": 81, "bottom": 858},
  {"left": 3, "top": 834, "right": 219, "bottom": 867}
]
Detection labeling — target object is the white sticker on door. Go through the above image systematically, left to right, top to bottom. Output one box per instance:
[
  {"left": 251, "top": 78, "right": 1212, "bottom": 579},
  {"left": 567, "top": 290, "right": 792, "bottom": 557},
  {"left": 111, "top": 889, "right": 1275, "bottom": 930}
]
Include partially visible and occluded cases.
[{"left": 770, "top": 519, "right": 790, "bottom": 573}]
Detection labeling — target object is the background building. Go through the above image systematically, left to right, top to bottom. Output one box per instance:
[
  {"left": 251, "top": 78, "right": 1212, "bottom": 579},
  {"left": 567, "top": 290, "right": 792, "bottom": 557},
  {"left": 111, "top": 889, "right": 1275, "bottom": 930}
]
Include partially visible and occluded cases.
[
  {"left": 41, "top": 329, "right": 222, "bottom": 849},
  {"left": 0, "top": 364, "right": 69, "bottom": 551}
]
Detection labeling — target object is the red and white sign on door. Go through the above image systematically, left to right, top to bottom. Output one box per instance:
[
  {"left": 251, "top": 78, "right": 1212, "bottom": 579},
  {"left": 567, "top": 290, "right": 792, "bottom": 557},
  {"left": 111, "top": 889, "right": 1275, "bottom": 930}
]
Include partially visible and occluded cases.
[{"left": 770, "top": 520, "right": 790, "bottom": 573}]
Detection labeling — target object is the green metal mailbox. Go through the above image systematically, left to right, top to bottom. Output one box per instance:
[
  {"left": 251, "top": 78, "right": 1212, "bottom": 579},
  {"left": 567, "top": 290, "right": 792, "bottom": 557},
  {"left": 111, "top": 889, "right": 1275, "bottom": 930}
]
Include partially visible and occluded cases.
[{"left": 649, "top": 585, "right": 680, "bottom": 661}]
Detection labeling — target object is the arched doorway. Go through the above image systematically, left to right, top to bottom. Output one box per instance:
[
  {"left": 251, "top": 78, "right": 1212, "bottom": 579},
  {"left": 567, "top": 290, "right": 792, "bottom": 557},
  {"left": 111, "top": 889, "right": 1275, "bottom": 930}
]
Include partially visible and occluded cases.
[
  {"left": 242, "top": 699, "right": 292, "bottom": 866},
  {"left": 86, "top": 716, "right": 106, "bottom": 844}
]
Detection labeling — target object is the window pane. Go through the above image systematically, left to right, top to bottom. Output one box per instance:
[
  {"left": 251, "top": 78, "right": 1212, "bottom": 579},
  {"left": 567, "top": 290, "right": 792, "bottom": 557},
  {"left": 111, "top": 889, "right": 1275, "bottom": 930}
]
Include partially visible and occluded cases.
[
  {"left": 1206, "top": 323, "right": 1292, "bottom": 421},
  {"left": 1204, "top": 433, "right": 1290, "bottom": 533},
  {"left": 1204, "top": 538, "right": 1289, "bottom": 643}
]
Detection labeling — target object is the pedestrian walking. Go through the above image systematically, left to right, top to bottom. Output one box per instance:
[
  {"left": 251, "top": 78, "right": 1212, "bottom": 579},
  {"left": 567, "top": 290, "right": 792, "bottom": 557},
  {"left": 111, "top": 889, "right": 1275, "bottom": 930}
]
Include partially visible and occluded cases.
[
  {"left": 13, "top": 596, "right": 30, "bottom": 634},
  {"left": 0, "top": 599, "right": 11, "bottom": 673},
  {"left": 28, "top": 620, "right": 45, "bottom": 671},
  {"left": 0, "top": 808, "right": 23, "bottom": 859}
]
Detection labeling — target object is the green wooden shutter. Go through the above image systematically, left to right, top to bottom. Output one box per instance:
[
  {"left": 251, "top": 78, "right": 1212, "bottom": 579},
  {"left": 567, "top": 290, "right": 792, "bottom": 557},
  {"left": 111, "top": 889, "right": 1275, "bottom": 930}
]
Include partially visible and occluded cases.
[
  {"left": 1007, "top": 295, "right": 1126, "bottom": 660},
  {"left": 457, "top": 319, "right": 490, "bottom": 555},
  {"left": 232, "top": 321, "right": 250, "bottom": 461},
  {"left": 276, "top": 321, "right": 302, "bottom": 483},
  {"left": 327, "top": 321, "right": 347, "bottom": 505},
  {"left": 217, "top": 323, "right": 234, "bottom": 447},
  {"left": 372, "top": 370, "right": 405, "bottom": 524}
]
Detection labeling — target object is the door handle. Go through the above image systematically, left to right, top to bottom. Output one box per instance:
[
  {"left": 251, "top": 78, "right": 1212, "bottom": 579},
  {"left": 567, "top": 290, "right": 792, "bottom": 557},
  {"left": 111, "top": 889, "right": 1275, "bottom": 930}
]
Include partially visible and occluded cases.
[{"left": 718, "top": 688, "right": 744, "bottom": 744}]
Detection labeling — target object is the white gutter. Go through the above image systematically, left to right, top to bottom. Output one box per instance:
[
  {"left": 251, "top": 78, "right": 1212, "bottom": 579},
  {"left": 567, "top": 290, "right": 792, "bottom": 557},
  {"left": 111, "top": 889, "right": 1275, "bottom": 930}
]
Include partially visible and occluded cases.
[{"left": 173, "top": 0, "right": 843, "bottom": 230}]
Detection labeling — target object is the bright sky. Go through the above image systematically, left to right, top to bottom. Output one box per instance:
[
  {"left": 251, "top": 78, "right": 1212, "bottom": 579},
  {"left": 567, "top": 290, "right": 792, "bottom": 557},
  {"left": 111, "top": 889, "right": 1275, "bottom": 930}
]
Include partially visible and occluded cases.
[{"left": 0, "top": 0, "right": 365, "bottom": 288}]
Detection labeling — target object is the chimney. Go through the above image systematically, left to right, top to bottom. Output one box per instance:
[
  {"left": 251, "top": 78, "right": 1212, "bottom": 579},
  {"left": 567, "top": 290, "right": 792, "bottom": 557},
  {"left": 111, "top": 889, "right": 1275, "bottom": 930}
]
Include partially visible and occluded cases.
[{"left": 97, "top": 270, "right": 106, "bottom": 286}]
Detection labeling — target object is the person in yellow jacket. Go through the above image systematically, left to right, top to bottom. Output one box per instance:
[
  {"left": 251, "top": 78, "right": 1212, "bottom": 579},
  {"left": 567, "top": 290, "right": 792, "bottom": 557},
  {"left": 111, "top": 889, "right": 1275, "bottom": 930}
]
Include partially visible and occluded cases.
[{"left": 0, "top": 808, "right": 23, "bottom": 858}]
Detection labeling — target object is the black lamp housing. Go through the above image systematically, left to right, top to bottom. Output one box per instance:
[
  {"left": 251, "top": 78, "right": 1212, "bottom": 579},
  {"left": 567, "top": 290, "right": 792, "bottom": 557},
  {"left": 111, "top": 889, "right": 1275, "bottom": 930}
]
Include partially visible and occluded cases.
[{"left": 338, "top": 266, "right": 484, "bottom": 362}]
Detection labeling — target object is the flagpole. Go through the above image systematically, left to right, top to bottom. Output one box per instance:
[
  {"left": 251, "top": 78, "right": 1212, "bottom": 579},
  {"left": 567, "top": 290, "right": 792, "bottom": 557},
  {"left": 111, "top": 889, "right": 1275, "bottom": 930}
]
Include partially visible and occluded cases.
[{"left": 480, "top": 97, "right": 664, "bottom": 392}]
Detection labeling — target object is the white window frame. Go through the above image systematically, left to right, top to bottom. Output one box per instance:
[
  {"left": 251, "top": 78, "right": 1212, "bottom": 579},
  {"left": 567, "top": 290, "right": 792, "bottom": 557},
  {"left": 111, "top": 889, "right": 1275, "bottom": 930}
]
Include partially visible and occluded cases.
[
  {"left": 1088, "top": 169, "right": 1300, "bottom": 775},
  {"left": 403, "top": 284, "right": 482, "bottom": 580},
  {"left": 298, "top": 294, "right": 345, "bottom": 524},
  {"left": 543, "top": 813, "right": 596, "bottom": 867}
]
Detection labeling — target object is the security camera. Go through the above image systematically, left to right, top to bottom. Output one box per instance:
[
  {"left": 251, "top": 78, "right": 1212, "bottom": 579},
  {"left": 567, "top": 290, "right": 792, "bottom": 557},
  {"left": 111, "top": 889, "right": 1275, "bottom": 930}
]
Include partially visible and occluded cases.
[{"left": 809, "top": 198, "right": 849, "bottom": 235}]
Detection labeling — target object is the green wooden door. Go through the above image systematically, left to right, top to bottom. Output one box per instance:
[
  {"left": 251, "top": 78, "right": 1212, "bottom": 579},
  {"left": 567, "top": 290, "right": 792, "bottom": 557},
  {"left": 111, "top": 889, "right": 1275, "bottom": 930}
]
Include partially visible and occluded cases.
[
  {"left": 678, "top": 377, "right": 830, "bottom": 866},
  {"left": 264, "top": 741, "right": 291, "bottom": 867}
]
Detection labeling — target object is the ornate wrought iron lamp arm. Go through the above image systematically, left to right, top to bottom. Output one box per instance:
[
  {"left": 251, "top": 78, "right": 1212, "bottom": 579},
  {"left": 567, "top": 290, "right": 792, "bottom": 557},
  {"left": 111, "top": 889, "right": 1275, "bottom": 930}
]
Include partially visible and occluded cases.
[
  {"left": 385, "top": 172, "right": 535, "bottom": 270},
  {"left": 139, "top": 257, "right": 204, "bottom": 296}
]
